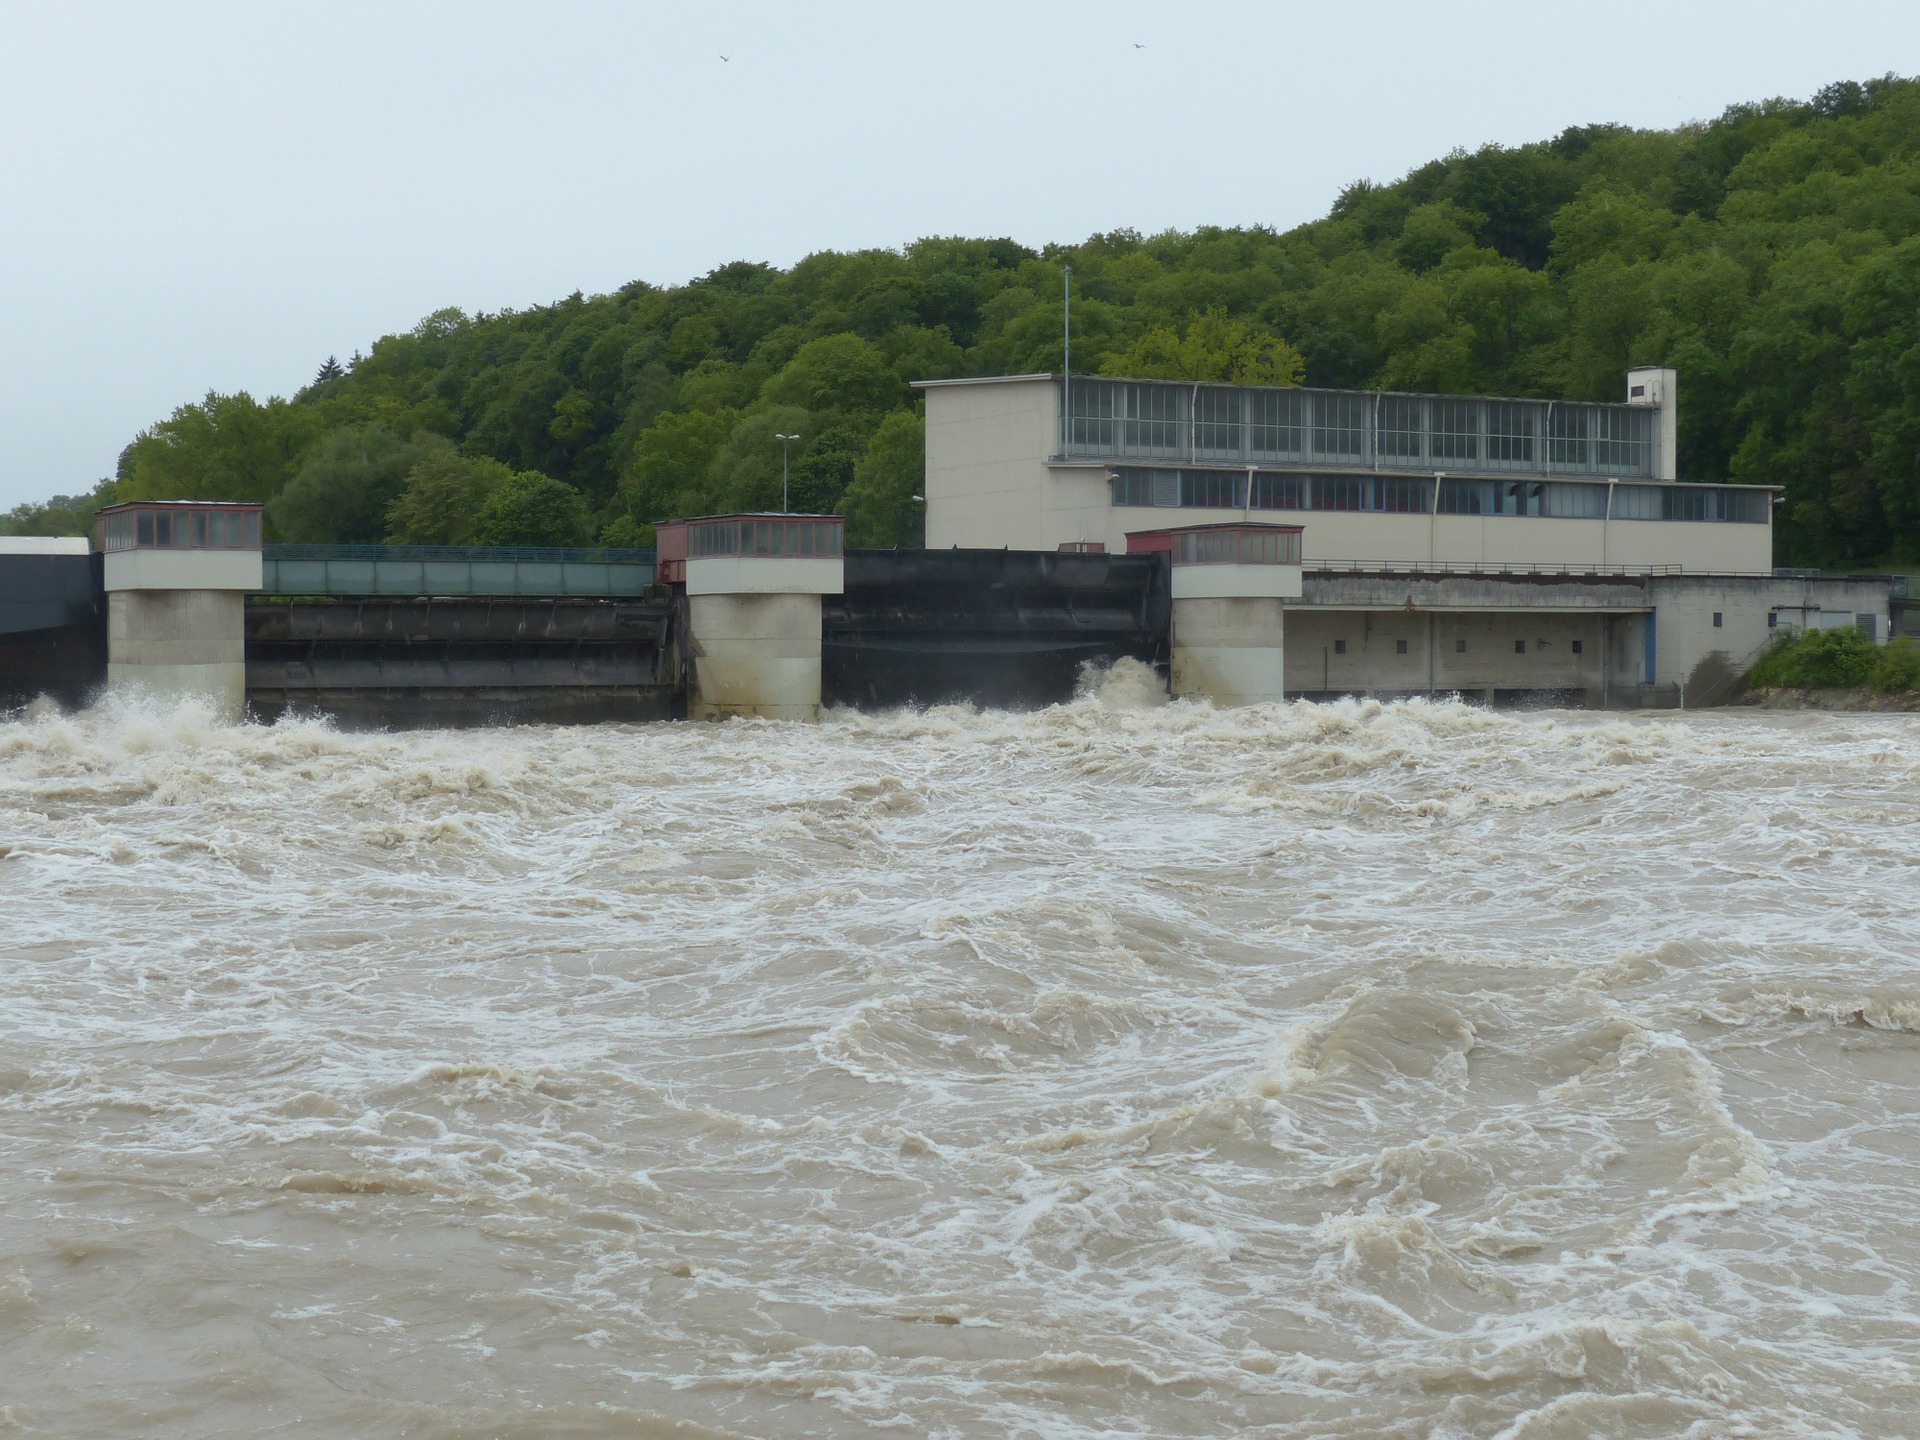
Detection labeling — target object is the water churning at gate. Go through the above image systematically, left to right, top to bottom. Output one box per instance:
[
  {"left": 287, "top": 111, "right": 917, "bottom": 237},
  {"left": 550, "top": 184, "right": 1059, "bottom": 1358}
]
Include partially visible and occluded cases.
[{"left": 2, "top": 674, "right": 1918, "bottom": 1437}]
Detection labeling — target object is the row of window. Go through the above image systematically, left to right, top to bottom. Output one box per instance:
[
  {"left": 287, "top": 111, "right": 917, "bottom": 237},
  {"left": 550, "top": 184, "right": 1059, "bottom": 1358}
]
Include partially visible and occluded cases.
[
  {"left": 1065, "top": 379, "right": 1657, "bottom": 476},
  {"left": 1107, "top": 469, "right": 1769, "bottom": 523},
  {"left": 100, "top": 508, "right": 261, "bottom": 552},
  {"left": 687, "top": 517, "right": 844, "bottom": 558},
  {"left": 1171, "top": 527, "right": 1302, "bottom": 566},
  {"left": 1331, "top": 637, "right": 1585, "bottom": 656}
]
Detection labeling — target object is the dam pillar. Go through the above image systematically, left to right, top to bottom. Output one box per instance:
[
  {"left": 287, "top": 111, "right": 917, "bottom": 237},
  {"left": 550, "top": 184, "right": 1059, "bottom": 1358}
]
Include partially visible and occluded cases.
[
  {"left": 96, "top": 501, "right": 263, "bottom": 720},
  {"left": 662, "top": 514, "right": 844, "bottom": 721},
  {"left": 1159, "top": 523, "right": 1303, "bottom": 706}
]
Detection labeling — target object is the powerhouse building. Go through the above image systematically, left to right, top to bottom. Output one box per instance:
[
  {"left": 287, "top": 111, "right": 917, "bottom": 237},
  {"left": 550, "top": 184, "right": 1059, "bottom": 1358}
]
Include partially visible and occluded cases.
[{"left": 917, "top": 369, "right": 1897, "bottom": 704}]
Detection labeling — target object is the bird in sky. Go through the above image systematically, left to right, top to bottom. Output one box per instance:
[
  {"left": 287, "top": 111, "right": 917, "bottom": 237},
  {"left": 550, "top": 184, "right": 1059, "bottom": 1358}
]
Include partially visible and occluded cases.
[
  {"left": 1133, "top": 42, "right": 1145, "bottom": 48},
  {"left": 720, "top": 54, "right": 731, "bottom": 62}
]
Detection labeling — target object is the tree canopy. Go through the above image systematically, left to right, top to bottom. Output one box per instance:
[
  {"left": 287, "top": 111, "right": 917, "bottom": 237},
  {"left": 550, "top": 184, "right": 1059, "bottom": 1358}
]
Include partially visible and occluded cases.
[{"left": 12, "top": 75, "right": 1920, "bottom": 564}]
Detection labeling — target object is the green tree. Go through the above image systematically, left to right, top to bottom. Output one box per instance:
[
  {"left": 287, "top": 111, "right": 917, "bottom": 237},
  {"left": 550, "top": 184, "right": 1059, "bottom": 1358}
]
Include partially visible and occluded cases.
[
  {"left": 1102, "top": 308, "right": 1305, "bottom": 385},
  {"left": 762, "top": 333, "right": 902, "bottom": 413},
  {"left": 118, "top": 391, "right": 325, "bottom": 504},
  {"left": 841, "top": 411, "right": 925, "bottom": 548},
  {"left": 268, "top": 424, "right": 454, "bottom": 543},
  {"left": 385, "top": 452, "right": 515, "bottom": 545},
  {"left": 471, "top": 471, "right": 591, "bottom": 547}
]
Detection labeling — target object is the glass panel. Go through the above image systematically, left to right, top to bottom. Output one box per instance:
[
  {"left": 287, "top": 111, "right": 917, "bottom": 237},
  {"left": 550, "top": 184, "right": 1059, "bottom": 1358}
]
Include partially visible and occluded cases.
[
  {"left": 1068, "top": 379, "right": 1119, "bottom": 451},
  {"left": 1123, "top": 383, "right": 1184, "bottom": 453},
  {"left": 1194, "top": 388, "right": 1241, "bottom": 455},
  {"left": 1247, "top": 390, "right": 1305, "bottom": 459},
  {"left": 1309, "top": 394, "right": 1365, "bottom": 459},
  {"left": 1378, "top": 396, "right": 1423, "bottom": 460},
  {"left": 1430, "top": 401, "right": 1479, "bottom": 461},
  {"left": 1486, "top": 402, "right": 1538, "bottom": 464},
  {"left": 1548, "top": 406, "right": 1589, "bottom": 466},
  {"left": 1177, "top": 471, "right": 1244, "bottom": 508},
  {"left": 1249, "top": 472, "right": 1306, "bottom": 510},
  {"left": 155, "top": 512, "right": 173, "bottom": 546},
  {"left": 191, "top": 512, "right": 209, "bottom": 547}
]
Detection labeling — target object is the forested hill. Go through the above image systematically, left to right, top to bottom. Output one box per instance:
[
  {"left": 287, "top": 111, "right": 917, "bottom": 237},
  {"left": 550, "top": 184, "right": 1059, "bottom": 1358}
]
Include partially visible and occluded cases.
[{"left": 12, "top": 75, "right": 1920, "bottom": 566}]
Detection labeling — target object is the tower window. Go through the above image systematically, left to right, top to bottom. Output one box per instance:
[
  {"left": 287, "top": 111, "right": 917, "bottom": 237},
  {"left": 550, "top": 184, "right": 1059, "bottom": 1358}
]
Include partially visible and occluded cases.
[
  {"left": 1713, "top": 612, "right": 1724, "bottom": 628},
  {"left": 1334, "top": 639, "right": 1346, "bottom": 655},
  {"left": 1395, "top": 639, "right": 1408, "bottom": 655},
  {"left": 1455, "top": 639, "right": 1466, "bottom": 654},
  {"left": 1515, "top": 639, "right": 1526, "bottom": 654},
  {"left": 1572, "top": 639, "right": 1583, "bottom": 655}
]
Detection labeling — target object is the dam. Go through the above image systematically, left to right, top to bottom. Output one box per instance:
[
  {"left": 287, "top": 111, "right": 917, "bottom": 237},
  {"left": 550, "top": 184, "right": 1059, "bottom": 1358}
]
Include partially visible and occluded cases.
[{"left": 0, "top": 513, "right": 1903, "bottom": 723}]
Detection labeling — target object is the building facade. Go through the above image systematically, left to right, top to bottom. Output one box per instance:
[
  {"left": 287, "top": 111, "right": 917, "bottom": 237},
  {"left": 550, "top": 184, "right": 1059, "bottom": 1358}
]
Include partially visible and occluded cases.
[{"left": 917, "top": 371, "right": 1894, "bottom": 705}]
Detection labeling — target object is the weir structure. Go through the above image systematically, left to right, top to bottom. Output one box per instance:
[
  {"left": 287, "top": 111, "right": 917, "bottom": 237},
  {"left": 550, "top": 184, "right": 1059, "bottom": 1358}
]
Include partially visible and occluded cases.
[
  {"left": 96, "top": 501, "right": 262, "bottom": 719},
  {"left": 658, "top": 514, "right": 844, "bottom": 721},
  {"left": 1130, "top": 524, "right": 1304, "bottom": 706}
]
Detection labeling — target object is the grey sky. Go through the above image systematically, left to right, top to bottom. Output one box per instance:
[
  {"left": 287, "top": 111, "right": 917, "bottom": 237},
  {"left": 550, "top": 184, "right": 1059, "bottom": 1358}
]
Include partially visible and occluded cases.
[{"left": 2, "top": 0, "right": 1916, "bottom": 511}]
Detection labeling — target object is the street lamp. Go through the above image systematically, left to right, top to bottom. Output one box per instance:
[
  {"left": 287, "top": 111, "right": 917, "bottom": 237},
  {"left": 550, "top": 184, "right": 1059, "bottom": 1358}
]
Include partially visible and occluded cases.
[{"left": 774, "top": 433, "right": 801, "bottom": 513}]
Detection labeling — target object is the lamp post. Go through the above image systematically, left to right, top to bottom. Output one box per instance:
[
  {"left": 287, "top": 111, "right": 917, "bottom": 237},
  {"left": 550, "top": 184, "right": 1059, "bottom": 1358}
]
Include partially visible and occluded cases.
[{"left": 775, "top": 433, "right": 801, "bottom": 513}]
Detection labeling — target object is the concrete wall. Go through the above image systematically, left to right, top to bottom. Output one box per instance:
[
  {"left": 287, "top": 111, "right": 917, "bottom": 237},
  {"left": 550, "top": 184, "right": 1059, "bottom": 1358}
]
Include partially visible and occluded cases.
[
  {"left": 923, "top": 378, "right": 1057, "bottom": 550},
  {"left": 1098, "top": 501, "right": 1771, "bottom": 574},
  {"left": 105, "top": 549, "right": 262, "bottom": 592},
  {"left": 684, "top": 556, "right": 843, "bottom": 597},
  {"left": 1646, "top": 574, "right": 1896, "bottom": 694},
  {"left": 107, "top": 589, "right": 247, "bottom": 716},
  {"left": 688, "top": 592, "right": 824, "bottom": 721},
  {"left": 1171, "top": 597, "right": 1285, "bottom": 705},
  {"left": 1283, "top": 609, "right": 1614, "bottom": 700}
]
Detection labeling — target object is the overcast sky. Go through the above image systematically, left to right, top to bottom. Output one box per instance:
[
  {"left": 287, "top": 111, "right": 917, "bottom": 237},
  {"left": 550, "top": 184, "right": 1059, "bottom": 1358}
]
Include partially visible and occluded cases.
[{"left": 3, "top": 0, "right": 1917, "bottom": 511}]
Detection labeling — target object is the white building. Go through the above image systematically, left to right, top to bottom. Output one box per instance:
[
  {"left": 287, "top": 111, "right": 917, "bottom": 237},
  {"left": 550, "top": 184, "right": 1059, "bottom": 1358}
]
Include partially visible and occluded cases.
[{"left": 915, "top": 369, "right": 1893, "bottom": 704}]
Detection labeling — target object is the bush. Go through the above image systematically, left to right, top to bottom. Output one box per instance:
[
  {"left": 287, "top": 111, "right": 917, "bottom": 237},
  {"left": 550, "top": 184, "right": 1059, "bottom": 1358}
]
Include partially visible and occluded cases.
[
  {"left": 471, "top": 471, "right": 590, "bottom": 547},
  {"left": 1747, "top": 626, "right": 1880, "bottom": 688},
  {"left": 1872, "top": 636, "right": 1920, "bottom": 692}
]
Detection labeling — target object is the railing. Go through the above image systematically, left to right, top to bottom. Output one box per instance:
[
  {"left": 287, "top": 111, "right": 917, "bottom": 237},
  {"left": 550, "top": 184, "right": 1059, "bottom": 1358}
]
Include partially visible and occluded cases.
[
  {"left": 1064, "top": 376, "right": 1661, "bottom": 479},
  {"left": 264, "top": 543, "right": 655, "bottom": 565},
  {"left": 260, "top": 544, "right": 658, "bottom": 598},
  {"left": 1305, "top": 559, "right": 1680, "bottom": 578}
]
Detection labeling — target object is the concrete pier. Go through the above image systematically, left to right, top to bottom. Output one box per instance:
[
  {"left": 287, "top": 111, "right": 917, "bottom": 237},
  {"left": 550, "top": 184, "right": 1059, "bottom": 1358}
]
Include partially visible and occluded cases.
[
  {"left": 98, "top": 502, "right": 262, "bottom": 719},
  {"left": 662, "top": 515, "right": 844, "bottom": 721},
  {"left": 1156, "top": 524, "right": 1303, "bottom": 706}
]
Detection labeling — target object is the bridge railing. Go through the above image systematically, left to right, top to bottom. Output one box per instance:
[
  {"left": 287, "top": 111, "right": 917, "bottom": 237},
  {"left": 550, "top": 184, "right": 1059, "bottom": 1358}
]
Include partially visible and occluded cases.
[{"left": 260, "top": 544, "right": 659, "bottom": 598}]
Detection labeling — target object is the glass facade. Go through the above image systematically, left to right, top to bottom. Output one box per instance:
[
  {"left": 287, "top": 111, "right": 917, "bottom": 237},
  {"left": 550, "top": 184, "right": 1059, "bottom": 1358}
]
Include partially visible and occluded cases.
[
  {"left": 1063, "top": 377, "right": 1658, "bottom": 478},
  {"left": 1109, "top": 469, "right": 1767, "bottom": 523},
  {"left": 99, "top": 505, "right": 261, "bottom": 552},
  {"left": 688, "top": 515, "right": 844, "bottom": 558}
]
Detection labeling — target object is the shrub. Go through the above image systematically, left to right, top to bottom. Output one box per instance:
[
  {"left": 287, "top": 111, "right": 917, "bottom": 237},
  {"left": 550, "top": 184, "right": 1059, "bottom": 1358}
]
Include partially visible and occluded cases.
[
  {"left": 1746, "top": 627, "right": 1879, "bottom": 688},
  {"left": 1872, "top": 637, "right": 1920, "bottom": 692}
]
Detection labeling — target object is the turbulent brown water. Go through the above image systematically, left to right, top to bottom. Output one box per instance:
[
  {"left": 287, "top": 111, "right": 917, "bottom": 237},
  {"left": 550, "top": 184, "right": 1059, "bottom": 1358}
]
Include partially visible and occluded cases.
[{"left": 3, "top": 668, "right": 1919, "bottom": 1438}]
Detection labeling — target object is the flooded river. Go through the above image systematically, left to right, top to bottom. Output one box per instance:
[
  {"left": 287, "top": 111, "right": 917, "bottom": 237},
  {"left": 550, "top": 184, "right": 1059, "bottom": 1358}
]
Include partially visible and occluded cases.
[{"left": 2, "top": 672, "right": 1918, "bottom": 1437}]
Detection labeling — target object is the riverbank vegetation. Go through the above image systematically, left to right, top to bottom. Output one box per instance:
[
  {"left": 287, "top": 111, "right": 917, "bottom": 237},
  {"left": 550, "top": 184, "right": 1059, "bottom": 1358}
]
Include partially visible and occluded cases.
[
  {"left": 10, "top": 76, "right": 1920, "bottom": 562},
  {"left": 1746, "top": 628, "right": 1920, "bottom": 691}
]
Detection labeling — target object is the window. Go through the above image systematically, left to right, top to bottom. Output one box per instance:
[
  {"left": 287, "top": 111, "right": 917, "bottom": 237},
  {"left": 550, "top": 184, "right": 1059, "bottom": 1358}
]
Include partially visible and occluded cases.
[
  {"left": 1067, "top": 379, "right": 1119, "bottom": 451},
  {"left": 1124, "top": 383, "right": 1184, "bottom": 452},
  {"left": 1194, "top": 388, "right": 1241, "bottom": 456},
  {"left": 1248, "top": 390, "right": 1306, "bottom": 458},
  {"left": 1310, "top": 393, "right": 1366, "bottom": 459},
  {"left": 1378, "top": 396, "right": 1423, "bottom": 460},
  {"left": 1430, "top": 400, "right": 1479, "bottom": 461},
  {"left": 1486, "top": 402, "right": 1538, "bottom": 465},
  {"left": 1549, "top": 406, "right": 1590, "bottom": 467},
  {"left": 1596, "top": 407, "right": 1652, "bottom": 473},
  {"left": 1178, "top": 471, "right": 1245, "bottom": 508},
  {"left": 1249, "top": 472, "right": 1306, "bottom": 510},
  {"left": 137, "top": 511, "right": 155, "bottom": 545},
  {"left": 1713, "top": 612, "right": 1723, "bottom": 628},
  {"left": 1768, "top": 612, "right": 1779, "bottom": 629},
  {"left": 1858, "top": 613, "right": 1879, "bottom": 641},
  {"left": 1334, "top": 639, "right": 1347, "bottom": 655},
  {"left": 1395, "top": 639, "right": 1408, "bottom": 655},
  {"left": 1455, "top": 639, "right": 1466, "bottom": 654},
  {"left": 1515, "top": 639, "right": 1526, "bottom": 654},
  {"left": 1572, "top": 639, "right": 1583, "bottom": 654}
]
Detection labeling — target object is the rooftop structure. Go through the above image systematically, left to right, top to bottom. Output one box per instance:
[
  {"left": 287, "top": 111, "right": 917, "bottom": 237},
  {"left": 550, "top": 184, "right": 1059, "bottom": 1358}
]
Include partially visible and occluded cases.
[{"left": 915, "top": 369, "right": 1776, "bottom": 575}]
